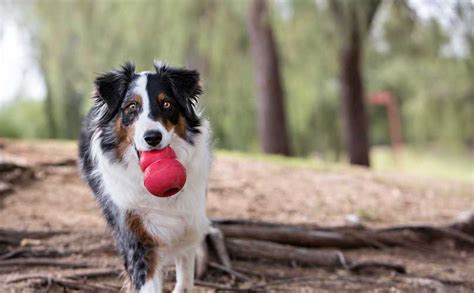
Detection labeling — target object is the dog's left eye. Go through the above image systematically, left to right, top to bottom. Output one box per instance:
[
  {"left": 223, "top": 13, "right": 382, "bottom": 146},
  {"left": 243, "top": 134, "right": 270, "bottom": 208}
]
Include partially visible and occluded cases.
[{"left": 163, "top": 102, "right": 171, "bottom": 109}]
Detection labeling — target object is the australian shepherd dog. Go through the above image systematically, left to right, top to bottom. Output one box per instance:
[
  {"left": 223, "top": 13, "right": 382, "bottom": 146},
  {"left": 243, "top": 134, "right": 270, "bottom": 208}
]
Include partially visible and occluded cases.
[{"left": 78, "top": 61, "right": 211, "bottom": 293}]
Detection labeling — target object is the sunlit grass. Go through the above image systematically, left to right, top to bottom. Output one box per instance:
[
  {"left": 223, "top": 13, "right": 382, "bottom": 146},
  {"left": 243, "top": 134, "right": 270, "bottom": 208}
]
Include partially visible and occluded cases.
[
  {"left": 217, "top": 146, "right": 474, "bottom": 182},
  {"left": 371, "top": 146, "right": 473, "bottom": 182},
  {"left": 215, "top": 149, "right": 336, "bottom": 171}
]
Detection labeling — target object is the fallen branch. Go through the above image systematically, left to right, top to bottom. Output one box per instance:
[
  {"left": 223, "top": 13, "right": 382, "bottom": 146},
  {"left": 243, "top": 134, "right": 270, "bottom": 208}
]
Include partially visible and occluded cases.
[
  {"left": 225, "top": 238, "right": 406, "bottom": 274},
  {"left": 226, "top": 238, "right": 344, "bottom": 267}
]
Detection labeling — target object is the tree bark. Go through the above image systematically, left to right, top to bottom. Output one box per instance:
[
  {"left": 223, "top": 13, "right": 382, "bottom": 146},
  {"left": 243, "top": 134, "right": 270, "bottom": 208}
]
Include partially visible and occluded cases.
[
  {"left": 247, "top": 0, "right": 291, "bottom": 156},
  {"left": 331, "top": 1, "right": 381, "bottom": 167},
  {"left": 340, "top": 24, "right": 370, "bottom": 166},
  {"left": 214, "top": 219, "right": 474, "bottom": 248},
  {"left": 226, "top": 239, "right": 343, "bottom": 267}
]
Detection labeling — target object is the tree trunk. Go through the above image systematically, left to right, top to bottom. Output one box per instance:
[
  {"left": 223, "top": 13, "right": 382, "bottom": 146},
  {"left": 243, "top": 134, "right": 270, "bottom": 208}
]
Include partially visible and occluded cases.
[
  {"left": 247, "top": 0, "right": 291, "bottom": 156},
  {"left": 340, "top": 25, "right": 370, "bottom": 166},
  {"left": 43, "top": 77, "right": 57, "bottom": 138}
]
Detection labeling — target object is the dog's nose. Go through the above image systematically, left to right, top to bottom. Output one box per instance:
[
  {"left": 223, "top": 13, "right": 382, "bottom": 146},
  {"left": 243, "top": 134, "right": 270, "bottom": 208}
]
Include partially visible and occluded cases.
[{"left": 144, "top": 130, "right": 162, "bottom": 147}]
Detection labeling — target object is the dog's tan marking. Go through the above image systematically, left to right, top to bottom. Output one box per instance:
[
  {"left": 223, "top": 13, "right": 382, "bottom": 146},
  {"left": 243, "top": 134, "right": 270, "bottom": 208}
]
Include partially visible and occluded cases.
[
  {"left": 157, "top": 93, "right": 166, "bottom": 103},
  {"left": 157, "top": 93, "right": 187, "bottom": 139},
  {"left": 133, "top": 95, "right": 142, "bottom": 105},
  {"left": 158, "top": 115, "right": 187, "bottom": 140},
  {"left": 174, "top": 115, "right": 187, "bottom": 139},
  {"left": 115, "top": 118, "right": 134, "bottom": 161},
  {"left": 126, "top": 211, "right": 159, "bottom": 280}
]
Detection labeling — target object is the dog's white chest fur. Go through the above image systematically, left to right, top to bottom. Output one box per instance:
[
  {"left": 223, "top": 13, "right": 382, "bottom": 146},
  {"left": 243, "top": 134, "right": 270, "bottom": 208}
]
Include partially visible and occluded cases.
[{"left": 91, "top": 120, "right": 212, "bottom": 248}]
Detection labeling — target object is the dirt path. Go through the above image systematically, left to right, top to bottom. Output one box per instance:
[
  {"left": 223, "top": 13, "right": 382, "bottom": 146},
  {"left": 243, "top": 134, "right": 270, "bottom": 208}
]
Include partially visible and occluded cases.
[{"left": 1, "top": 139, "right": 473, "bottom": 292}]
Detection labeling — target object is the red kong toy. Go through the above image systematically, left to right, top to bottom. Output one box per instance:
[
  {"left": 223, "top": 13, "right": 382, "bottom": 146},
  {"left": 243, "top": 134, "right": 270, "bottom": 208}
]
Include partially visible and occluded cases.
[{"left": 139, "top": 146, "right": 186, "bottom": 197}]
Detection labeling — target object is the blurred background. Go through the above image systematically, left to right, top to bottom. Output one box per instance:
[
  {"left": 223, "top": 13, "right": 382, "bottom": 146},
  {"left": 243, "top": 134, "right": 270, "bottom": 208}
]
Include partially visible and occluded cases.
[
  {"left": 0, "top": 0, "right": 473, "bottom": 180},
  {"left": 1, "top": 1, "right": 474, "bottom": 291}
]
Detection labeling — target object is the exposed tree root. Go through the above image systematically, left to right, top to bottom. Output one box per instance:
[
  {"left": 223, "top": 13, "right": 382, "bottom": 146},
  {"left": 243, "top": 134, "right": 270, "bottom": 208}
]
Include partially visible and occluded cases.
[{"left": 213, "top": 215, "right": 474, "bottom": 249}]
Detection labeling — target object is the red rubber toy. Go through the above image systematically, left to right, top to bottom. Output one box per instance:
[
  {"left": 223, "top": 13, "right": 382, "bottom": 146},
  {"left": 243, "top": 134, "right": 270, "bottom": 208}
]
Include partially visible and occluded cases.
[{"left": 139, "top": 146, "right": 186, "bottom": 197}]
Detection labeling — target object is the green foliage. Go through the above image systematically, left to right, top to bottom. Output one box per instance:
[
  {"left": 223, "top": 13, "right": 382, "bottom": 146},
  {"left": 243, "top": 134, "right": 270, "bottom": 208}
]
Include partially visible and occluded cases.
[
  {"left": 3, "top": 0, "right": 473, "bottom": 161},
  {"left": 366, "top": 3, "right": 474, "bottom": 150},
  {"left": 0, "top": 99, "right": 48, "bottom": 138}
]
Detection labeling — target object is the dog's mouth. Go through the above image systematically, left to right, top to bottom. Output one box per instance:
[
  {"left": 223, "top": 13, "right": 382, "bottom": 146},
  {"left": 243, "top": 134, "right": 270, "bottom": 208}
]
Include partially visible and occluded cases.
[{"left": 134, "top": 145, "right": 141, "bottom": 161}]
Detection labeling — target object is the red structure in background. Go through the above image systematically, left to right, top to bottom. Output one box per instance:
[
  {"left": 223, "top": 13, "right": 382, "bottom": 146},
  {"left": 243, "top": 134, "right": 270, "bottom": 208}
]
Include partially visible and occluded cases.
[{"left": 369, "top": 91, "right": 403, "bottom": 154}]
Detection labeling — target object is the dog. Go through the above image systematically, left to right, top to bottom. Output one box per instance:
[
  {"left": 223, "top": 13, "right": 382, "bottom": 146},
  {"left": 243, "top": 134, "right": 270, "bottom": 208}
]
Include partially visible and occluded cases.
[{"left": 78, "top": 61, "right": 212, "bottom": 293}]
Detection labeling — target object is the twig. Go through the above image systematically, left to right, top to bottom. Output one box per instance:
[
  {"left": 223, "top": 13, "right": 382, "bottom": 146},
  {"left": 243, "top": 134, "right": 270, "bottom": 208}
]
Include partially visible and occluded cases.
[
  {"left": 378, "top": 225, "right": 474, "bottom": 246},
  {"left": 208, "top": 226, "right": 232, "bottom": 269},
  {"left": 0, "top": 229, "right": 69, "bottom": 245},
  {"left": 0, "top": 242, "right": 115, "bottom": 260},
  {"left": 0, "top": 247, "right": 25, "bottom": 260},
  {"left": 0, "top": 258, "right": 92, "bottom": 268},
  {"left": 208, "top": 261, "right": 253, "bottom": 282},
  {"left": 7, "top": 267, "right": 122, "bottom": 283},
  {"left": 250, "top": 276, "right": 324, "bottom": 289},
  {"left": 41, "top": 277, "right": 119, "bottom": 292},
  {"left": 194, "top": 280, "right": 233, "bottom": 290}
]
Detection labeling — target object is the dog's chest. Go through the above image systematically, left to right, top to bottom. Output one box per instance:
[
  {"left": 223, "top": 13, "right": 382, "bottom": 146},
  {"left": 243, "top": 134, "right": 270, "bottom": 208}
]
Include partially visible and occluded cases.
[{"left": 140, "top": 210, "right": 205, "bottom": 249}]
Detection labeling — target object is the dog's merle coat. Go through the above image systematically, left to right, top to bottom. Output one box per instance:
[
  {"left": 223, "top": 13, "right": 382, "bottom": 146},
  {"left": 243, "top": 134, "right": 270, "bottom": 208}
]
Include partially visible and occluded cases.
[{"left": 79, "top": 62, "right": 211, "bottom": 292}]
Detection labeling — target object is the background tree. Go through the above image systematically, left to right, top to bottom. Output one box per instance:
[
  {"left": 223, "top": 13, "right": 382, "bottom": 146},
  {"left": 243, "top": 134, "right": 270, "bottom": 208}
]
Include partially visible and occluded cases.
[
  {"left": 0, "top": 0, "right": 472, "bottom": 166},
  {"left": 247, "top": 0, "right": 291, "bottom": 156},
  {"left": 330, "top": 0, "right": 382, "bottom": 166}
]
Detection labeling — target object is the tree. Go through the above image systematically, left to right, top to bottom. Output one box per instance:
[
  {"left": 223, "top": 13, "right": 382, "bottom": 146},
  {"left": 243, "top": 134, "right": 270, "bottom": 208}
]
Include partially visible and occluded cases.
[
  {"left": 247, "top": 0, "right": 291, "bottom": 156},
  {"left": 330, "top": 0, "right": 382, "bottom": 166}
]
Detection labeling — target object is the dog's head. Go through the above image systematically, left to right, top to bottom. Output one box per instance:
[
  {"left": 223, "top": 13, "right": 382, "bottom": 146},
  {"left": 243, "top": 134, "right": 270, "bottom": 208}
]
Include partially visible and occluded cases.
[{"left": 93, "top": 61, "right": 201, "bottom": 159}]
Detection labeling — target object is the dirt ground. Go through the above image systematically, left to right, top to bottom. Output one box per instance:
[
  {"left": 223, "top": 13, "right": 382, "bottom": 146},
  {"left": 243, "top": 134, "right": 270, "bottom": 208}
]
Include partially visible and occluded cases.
[{"left": 0, "top": 138, "right": 473, "bottom": 292}]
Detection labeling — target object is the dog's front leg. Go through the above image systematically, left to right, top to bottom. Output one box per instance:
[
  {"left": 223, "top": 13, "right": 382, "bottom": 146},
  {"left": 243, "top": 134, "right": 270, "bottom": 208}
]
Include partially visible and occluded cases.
[
  {"left": 173, "top": 249, "right": 196, "bottom": 293},
  {"left": 139, "top": 267, "right": 163, "bottom": 293}
]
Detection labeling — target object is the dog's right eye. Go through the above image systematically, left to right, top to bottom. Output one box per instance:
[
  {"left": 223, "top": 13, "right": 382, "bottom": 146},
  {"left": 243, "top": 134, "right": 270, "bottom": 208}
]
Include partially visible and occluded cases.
[{"left": 126, "top": 103, "right": 137, "bottom": 112}]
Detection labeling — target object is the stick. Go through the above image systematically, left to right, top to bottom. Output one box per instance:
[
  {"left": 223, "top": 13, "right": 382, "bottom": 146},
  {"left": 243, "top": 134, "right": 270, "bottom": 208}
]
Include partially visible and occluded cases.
[
  {"left": 208, "top": 226, "right": 233, "bottom": 269},
  {"left": 0, "top": 229, "right": 69, "bottom": 245},
  {"left": 0, "top": 242, "right": 116, "bottom": 260},
  {"left": 0, "top": 258, "right": 92, "bottom": 268},
  {"left": 208, "top": 261, "right": 253, "bottom": 282},
  {"left": 7, "top": 268, "right": 122, "bottom": 283},
  {"left": 41, "top": 277, "right": 120, "bottom": 292},
  {"left": 194, "top": 280, "right": 233, "bottom": 290}
]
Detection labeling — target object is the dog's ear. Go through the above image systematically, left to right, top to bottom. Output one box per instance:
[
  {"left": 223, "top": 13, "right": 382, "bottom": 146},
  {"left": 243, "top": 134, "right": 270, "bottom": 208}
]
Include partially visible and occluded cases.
[
  {"left": 94, "top": 62, "right": 135, "bottom": 121},
  {"left": 154, "top": 62, "right": 202, "bottom": 116}
]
